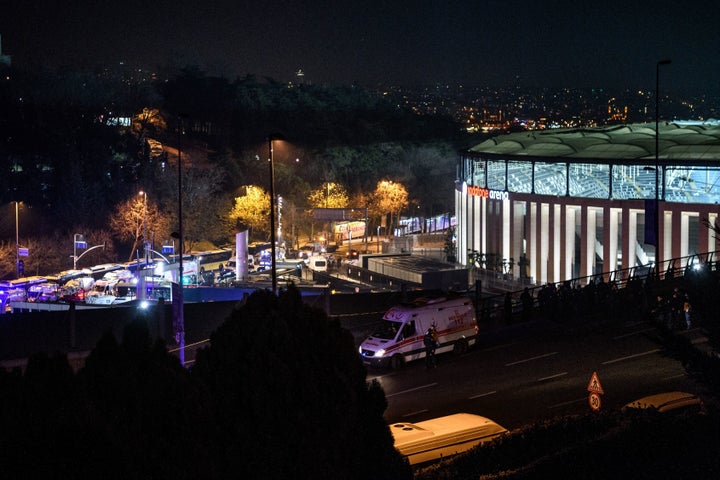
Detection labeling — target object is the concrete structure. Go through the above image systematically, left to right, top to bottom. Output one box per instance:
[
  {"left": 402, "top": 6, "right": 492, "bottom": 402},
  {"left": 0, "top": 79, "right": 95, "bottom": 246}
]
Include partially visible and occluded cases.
[{"left": 456, "top": 120, "right": 720, "bottom": 285}]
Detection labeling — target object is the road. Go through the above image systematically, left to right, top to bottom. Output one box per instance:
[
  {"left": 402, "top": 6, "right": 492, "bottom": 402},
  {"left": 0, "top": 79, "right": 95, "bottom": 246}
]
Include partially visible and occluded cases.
[{"left": 366, "top": 318, "right": 697, "bottom": 430}]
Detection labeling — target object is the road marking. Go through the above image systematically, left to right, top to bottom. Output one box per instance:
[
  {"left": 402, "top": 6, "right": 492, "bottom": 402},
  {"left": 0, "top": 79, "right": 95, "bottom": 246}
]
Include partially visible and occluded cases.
[
  {"left": 613, "top": 328, "right": 655, "bottom": 340},
  {"left": 601, "top": 348, "right": 661, "bottom": 365},
  {"left": 505, "top": 352, "right": 558, "bottom": 366},
  {"left": 537, "top": 372, "right": 568, "bottom": 382},
  {"left": 386, "top": 383, "right": 438, "bottom": 398},
  {"left": 469, "top": 390, "right": 497, "bottom": 399},
  {"left": 548, "top": 397, "right": 587, "bottom": 409},
  {"left": 402, "top": 409, "right": 429, "bottom": 418}
]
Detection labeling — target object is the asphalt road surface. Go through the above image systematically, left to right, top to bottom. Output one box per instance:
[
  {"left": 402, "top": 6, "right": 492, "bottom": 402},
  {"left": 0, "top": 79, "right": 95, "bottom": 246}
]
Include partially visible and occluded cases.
[{"left": 366, "top": 318, "right": 697, "bottom": 430}]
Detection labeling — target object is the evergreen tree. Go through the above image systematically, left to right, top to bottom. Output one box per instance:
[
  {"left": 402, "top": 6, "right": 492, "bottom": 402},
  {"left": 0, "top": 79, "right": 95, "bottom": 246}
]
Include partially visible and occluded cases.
[{"left": 192, "top": 286, "right": 412, "bottom": 480}]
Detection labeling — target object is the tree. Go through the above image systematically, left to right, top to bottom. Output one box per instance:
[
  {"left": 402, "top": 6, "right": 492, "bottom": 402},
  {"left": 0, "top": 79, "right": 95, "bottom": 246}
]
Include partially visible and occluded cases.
[
  {"left": 131, "top": 107, "right": 167, "bottom": 140},
  {"left": 395, "top": 144, "right": 456, "bottom": 217},
  {"left": 155, "top": 164, "right": 231, "bottom": 251},
  {"left": 370, "top": 180, "right": 409, "bottom": 234},
  {"left": 307, "top": 182, "right": 349, "bottom": 209},
  {"left": 227, "top": 185, "right": 270, "bottom": 240},
  {"left": 108, "top": 194, "right": 171, "bottom": 261},
  {"left": 0, "top": 241, "right": 16, "bottom": 279},
  {"left": 191, "top": 286, "right": 412, "bottom": 480}
]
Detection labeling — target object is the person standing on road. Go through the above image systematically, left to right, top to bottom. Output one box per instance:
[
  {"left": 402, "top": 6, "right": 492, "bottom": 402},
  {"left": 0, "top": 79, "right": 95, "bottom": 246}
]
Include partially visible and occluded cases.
[{"left": 424, "top": 324, "right": 439, "bottom": 368}]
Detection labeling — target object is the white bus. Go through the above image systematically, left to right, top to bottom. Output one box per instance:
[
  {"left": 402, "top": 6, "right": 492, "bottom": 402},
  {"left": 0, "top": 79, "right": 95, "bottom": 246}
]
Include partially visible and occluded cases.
[{"left": 191, "top": 249, "right": 233, "bottom": 274}]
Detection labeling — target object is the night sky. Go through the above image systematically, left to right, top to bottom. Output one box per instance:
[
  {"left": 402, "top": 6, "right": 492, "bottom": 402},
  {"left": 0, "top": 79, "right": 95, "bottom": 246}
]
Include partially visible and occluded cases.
[{"left": 1, "top": 0, "right": 719, "bottom": 94}]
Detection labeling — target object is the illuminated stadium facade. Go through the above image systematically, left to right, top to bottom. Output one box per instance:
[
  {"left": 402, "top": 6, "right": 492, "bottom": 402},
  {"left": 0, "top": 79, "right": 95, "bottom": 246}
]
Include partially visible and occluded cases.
[{"left": 455, "top": 120, "right": 720, "bottom": 285}]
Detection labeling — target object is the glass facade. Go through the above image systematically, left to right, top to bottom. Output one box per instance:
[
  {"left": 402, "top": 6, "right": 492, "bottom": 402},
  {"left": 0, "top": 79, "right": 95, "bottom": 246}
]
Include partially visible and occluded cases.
[{"left": 461, "top": 155, "right": 720, "bottom": 205}]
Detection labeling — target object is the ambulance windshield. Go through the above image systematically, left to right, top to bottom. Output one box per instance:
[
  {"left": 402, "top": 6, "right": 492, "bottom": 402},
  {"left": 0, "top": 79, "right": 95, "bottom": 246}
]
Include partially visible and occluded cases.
[{"left": 372, "top": 320, "right": 402, "bottom": 340}]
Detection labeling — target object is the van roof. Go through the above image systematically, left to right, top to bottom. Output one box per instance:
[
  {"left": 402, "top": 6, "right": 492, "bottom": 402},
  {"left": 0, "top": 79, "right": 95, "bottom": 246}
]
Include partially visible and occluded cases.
[
  {"left": 623, "top": 391, "right": 702, "bottom": 413},
  {"left": 390, "top": 413, "right": 507, "bottom": 464}
]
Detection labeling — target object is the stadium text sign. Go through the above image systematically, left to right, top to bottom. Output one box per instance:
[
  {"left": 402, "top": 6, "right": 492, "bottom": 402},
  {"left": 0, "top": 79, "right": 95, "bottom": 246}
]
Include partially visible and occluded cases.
[{"left": 467, "top": 186, "right": 509, "bottom": 200}]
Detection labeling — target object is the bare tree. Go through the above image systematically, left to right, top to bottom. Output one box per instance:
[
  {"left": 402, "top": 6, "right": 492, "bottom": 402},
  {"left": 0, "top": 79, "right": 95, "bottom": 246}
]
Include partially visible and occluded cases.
[{"left": 108, "top": 195, "right": 171, "bottom": 261}]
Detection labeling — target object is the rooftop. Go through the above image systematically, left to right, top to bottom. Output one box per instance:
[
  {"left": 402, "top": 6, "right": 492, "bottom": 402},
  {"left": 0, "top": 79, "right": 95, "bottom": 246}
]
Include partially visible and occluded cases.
[{"left": 469, "top": 120, "right": 720, "bottom": 161}]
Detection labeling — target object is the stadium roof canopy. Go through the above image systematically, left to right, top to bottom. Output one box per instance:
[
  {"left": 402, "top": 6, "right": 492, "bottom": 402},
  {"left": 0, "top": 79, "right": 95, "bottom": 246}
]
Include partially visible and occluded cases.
[
  {"left": 462, "top": 120, "right": 720, "bottom": 203},
  {"left": 468, "top": 120, "right": 720, "bottom": 161}
]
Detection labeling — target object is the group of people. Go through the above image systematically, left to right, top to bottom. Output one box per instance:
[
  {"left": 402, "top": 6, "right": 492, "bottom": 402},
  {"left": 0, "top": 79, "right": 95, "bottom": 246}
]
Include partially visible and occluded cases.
[{"left": 653, "top": 286, "right": 693, "bottom": 330}]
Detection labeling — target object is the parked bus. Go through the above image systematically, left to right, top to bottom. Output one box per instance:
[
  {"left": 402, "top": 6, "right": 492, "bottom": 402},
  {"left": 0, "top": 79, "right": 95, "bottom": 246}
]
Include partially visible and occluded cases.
[{"left": 192, "top": 248, "right": 233, "bottom": 274}]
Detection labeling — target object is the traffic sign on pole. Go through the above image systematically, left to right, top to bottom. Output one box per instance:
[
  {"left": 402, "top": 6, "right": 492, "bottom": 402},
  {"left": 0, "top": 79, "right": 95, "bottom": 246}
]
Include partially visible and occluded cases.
[
  {"left": 587, "top": 371, "right": 604, "bottom": 395},
  {"left": 589, "top": 392, "right": 602, "bottom": 411}
]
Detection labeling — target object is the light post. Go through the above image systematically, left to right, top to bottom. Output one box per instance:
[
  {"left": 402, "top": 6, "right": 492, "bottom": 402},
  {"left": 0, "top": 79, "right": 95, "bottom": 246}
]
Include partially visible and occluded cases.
[
  {"left": 654, "top": 59, "right": 671, "bottom": 263},
  {"left": 175, "top": 115, "right": 186, "bottom": 365},
  {"left": 268, "top": 134, "right": 279, "bottom": 295},
  {"left": 139, "top": 191, "right": 148, "bottom": 263},
  {"left": 15, "top": 201, "right": 19, "bottom": 278},
  {"left": 376, "top": 225, "right": 384, "bottom": 253},
  {"left": 73, "top": 233, "right": 87, "bottom": 270},
  {"left": 71, "top": 238, "right": 105, "bottom": 270}
]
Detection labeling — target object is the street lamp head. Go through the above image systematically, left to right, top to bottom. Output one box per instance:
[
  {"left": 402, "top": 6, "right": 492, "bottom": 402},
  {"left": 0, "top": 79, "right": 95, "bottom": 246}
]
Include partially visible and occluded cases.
[{"left": 657, "top": 59, "right": 672, "bottom": 66}]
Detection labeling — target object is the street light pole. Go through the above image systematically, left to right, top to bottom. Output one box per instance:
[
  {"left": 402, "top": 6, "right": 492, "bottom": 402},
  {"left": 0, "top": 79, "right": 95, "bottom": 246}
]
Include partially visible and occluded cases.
[
  {"left": 655, "top": 59, "right": 671, "bottom": 264},
  {"left": 176, "top": 115, "right": 185, "bottom": 365},
  {"left": 269, "top": 135, "right": 277, "bottom": 295},
  {"left": 138, "top": 190, "right": 148, "bottom": 265},
  {"left": 139, "top": 191, "right": 148, "bottom": 264},
  {"left": 15, "top": 201, "right": 19, "bottom": 278},
  {"left": 73, "top": 233, "right": 85, "bottom": 270}
]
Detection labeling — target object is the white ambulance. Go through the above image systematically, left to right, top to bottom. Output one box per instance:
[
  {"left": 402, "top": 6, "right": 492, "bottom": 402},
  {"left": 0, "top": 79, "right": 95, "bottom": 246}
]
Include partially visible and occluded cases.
[{"left": 359, "top": 295, "right": 478, "bottom": 369}]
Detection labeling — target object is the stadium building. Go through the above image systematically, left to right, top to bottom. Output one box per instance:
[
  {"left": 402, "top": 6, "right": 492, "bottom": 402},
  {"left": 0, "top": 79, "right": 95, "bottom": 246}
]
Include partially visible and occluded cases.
[{"left": 455, "top": 120, "right": 720, "bottom": 285}]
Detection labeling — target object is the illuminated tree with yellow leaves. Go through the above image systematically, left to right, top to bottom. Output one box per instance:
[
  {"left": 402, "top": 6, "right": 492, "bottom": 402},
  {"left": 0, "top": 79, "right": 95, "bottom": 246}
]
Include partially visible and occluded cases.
[
  {"left": 132, "top": 107, "right": 167, "bottom": 139},
  {"left": 370, "top": 180, "right": 408, "bottom": 234},
  {"left": 307, "top": 182, "right": 349, "bottom": 209},
  {"left": 228, "top": 185, "right": 270, "bottom": 239}
]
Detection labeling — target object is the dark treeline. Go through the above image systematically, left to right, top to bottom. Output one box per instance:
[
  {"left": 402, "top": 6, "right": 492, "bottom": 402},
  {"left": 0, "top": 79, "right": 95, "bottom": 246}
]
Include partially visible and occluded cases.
[
  {"left": 0, "top": 64, "right": 474, "bottom": 241},
  {"left": 0, "top": 286, "right": 413, "bottom": 479}
]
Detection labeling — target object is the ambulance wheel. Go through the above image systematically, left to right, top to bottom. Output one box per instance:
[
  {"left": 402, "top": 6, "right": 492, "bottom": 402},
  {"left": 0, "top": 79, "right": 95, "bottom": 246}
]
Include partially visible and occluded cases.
[
  {"left": 454, "top": 338, "right": 468, "bottom": 356},
  {"left": 390, "top": 354, "right": 405, "bottom": 370}
]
